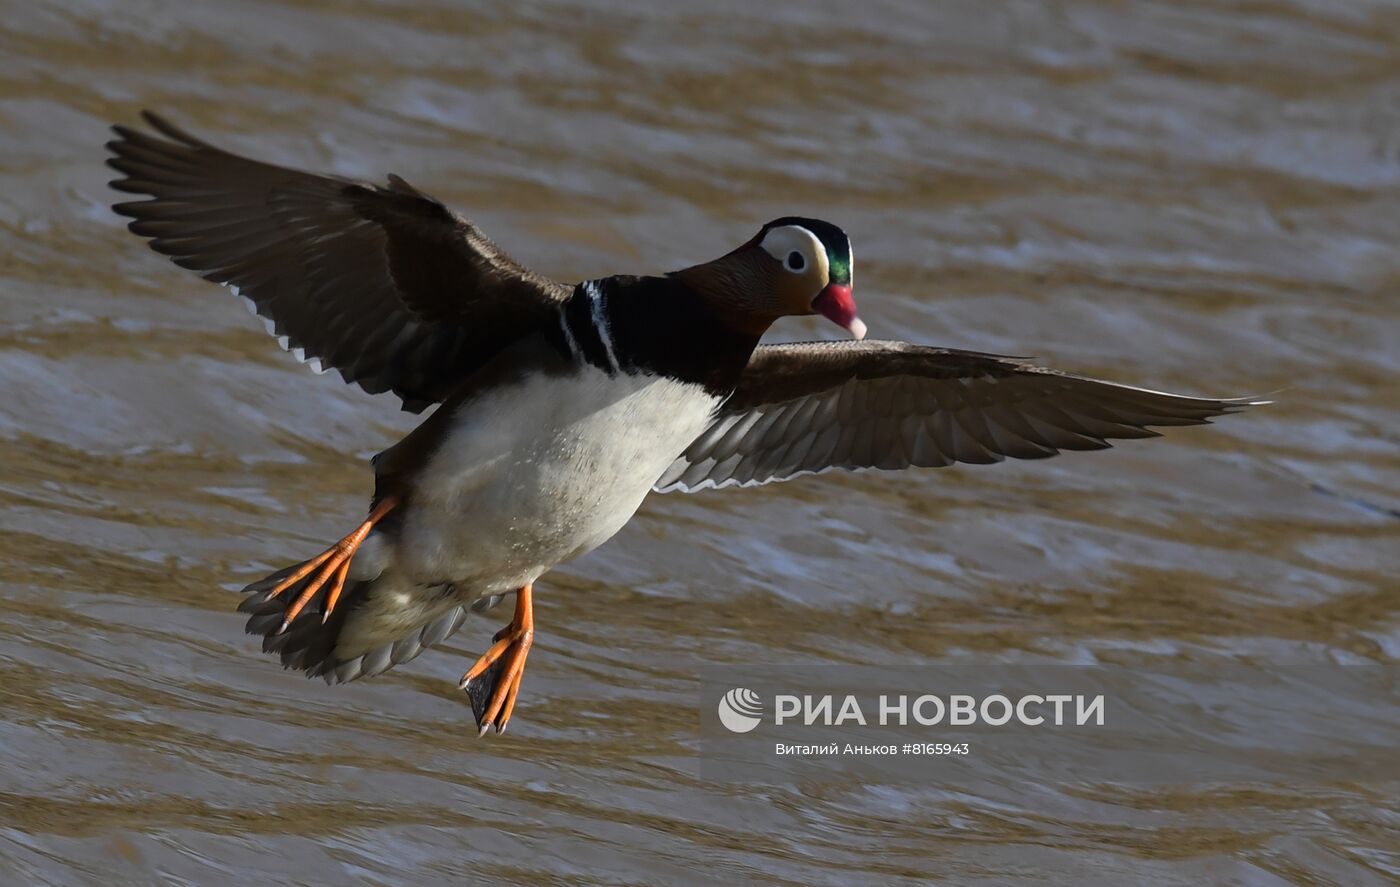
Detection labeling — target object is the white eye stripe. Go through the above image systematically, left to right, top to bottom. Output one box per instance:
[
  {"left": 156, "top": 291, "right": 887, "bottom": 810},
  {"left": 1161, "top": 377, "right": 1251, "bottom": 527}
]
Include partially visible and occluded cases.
[{"left": 759, "top": 225, "right": 828, "bottom": 282}]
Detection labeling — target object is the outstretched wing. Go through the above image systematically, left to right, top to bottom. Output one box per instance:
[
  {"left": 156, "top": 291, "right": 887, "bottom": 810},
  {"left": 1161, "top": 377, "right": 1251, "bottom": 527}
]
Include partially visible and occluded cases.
[
  {"left": 107, "top": 111, "right": 571, "bottom": 412},
  {"left": 656, "top": 340, "right": 1260, "bottom": 492}
]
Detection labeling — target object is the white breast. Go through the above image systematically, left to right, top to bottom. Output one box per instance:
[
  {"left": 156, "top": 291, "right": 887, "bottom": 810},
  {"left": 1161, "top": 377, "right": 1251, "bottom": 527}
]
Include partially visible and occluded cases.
[{"left": 398, "top": 365, "right": 720, "bottom": 591}]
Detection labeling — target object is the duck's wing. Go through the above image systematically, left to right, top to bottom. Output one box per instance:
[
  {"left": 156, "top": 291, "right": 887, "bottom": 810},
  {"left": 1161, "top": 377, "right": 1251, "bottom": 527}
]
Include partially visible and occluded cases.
[
  {"left": 108, "top": 111, "right": 571, "bottom": 412},
  {"left": 655, "top": 340, "right": 1261, "bottom": 492}
]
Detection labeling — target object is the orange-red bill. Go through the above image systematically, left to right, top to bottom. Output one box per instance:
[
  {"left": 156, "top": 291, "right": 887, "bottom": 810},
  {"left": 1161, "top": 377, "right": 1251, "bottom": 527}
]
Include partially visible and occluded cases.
[{"left": 813, "top": 283, "right": 866, "bottom": 340}]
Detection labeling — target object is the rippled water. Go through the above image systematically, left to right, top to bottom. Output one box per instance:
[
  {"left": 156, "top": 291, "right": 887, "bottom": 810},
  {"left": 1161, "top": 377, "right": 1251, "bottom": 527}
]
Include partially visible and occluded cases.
[{"left": 2, "top": 0, "right": 1398, "bottom": 883}]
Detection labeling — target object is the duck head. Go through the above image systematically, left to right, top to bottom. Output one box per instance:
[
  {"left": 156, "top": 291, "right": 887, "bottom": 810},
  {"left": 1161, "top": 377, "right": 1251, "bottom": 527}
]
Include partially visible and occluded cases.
[{"left": 673, "top": 217, "right": 865, "bottom": 340}]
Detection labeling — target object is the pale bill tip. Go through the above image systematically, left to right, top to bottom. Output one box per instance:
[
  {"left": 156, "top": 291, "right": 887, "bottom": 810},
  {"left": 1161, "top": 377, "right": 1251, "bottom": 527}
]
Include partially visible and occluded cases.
[{"left": 848, "top": 317, "right": 868, "bottom": 341}]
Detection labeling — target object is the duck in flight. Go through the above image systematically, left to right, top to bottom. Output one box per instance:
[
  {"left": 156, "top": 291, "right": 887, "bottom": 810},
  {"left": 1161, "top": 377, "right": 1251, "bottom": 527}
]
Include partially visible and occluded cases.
[{"left": 108, "top": 112, "right": 1259, "bottom": 734}]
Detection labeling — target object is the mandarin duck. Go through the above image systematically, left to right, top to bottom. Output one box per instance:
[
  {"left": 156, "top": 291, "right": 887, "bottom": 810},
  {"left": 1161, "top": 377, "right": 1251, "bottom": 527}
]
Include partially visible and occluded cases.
[{"left": 107, "top": 113, "right": 1259, "bottom": 734}]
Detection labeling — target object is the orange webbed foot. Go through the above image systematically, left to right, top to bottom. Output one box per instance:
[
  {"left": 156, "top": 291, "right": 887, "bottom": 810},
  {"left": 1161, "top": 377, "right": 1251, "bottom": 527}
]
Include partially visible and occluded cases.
[
  {"left": 270, "top": 495, "right": 399, "bottom": 631},
  {"left": 461, "top": 584, "right": 535, "bottom": 735}
]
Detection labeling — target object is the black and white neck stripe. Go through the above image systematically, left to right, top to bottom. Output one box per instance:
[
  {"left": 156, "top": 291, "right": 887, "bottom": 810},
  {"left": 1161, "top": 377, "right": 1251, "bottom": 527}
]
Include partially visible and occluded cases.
[
  {"left": 552, "top": 274, "right": 762, "bottom": 398},
  {"left": 557, "top": 280, "right": 623, "bottom": 375}
]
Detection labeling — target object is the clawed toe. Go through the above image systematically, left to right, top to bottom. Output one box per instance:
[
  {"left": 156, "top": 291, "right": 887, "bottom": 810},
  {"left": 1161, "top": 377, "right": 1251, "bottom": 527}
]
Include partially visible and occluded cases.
[
  {"left": 269, "top": 496, "right": 398, "bottom": 630},
  {"left": 460, "top": 584, "right": 534, "bottom": 735}
]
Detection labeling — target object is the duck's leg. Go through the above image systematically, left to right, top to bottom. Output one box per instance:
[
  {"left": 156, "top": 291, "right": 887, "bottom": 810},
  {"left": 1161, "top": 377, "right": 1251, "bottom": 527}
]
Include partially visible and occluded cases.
[
  {"left": 269, "top": 495, "right": 400, "bottom": 631},
  {"left": 461, "top": 584, "right": 535, "bottom": 735}
]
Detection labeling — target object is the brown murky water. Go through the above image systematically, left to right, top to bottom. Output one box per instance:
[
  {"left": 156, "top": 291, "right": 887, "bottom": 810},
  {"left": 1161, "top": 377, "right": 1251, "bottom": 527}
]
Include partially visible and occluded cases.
[{"left": 2, "top": 0, "right": 1399, "bottom": 883}]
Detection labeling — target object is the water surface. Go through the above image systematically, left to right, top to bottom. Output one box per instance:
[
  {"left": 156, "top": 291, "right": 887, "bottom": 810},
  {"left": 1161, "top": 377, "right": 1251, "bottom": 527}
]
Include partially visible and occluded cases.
[{"left": 1, "top": 0, "right": 1398, "bottom": 883}]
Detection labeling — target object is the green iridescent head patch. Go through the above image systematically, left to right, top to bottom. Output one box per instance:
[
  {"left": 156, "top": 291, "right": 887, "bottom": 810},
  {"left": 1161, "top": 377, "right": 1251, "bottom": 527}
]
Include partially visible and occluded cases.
[{"left": 761, "top": 217, "right": 852, "bottom": 286}]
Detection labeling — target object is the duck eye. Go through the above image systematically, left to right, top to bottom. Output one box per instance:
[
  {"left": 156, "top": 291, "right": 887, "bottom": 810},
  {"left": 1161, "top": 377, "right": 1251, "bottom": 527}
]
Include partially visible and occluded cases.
[{"left": 785, "top": 251, "right": 805, "bottom": 272}]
